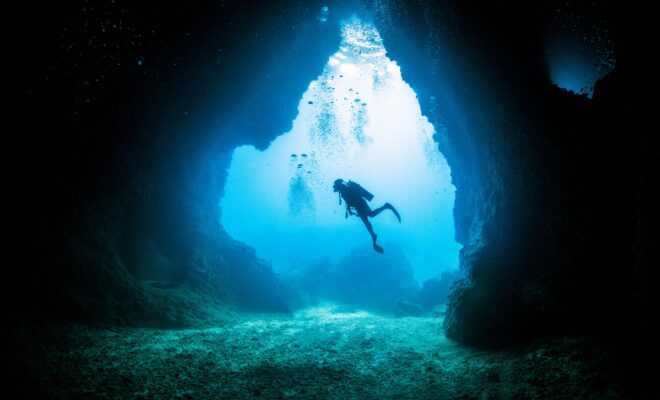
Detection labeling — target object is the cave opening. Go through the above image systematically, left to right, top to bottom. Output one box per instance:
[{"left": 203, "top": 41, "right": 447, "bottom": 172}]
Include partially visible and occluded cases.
[
  {"left": 14, "top": 1, "right": 655, "bottom": 397},
  {"left": 219, "top": 18, "right": 461, "bottom": 288}
]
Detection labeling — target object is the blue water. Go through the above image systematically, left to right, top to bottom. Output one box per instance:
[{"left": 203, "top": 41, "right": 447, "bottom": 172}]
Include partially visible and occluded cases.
[
  {"left": 220, "top": 18, "right": 460, "bottom": 283},
  {"left": 545, "top": 32, "right": 614, "bottom": 98}
]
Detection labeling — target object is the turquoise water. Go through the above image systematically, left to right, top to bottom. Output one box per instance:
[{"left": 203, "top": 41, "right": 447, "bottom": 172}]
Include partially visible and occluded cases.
[{"left": 220, "top": 18, "right": 460, "bottom": 284}]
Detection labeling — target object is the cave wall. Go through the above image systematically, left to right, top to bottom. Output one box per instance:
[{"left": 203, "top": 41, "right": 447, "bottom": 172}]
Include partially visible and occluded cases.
[
  {"left": 12, "top": 0, "right": 352, "bottom": 326},
  {"left": 13, "top": 0, "right": 655, "bottom": 362},
  {"left": 368, "top": 0, "right": 549, "bottom": 344},
  {"left": 370, "top": 0, "right": 656, "bottom": 353}
]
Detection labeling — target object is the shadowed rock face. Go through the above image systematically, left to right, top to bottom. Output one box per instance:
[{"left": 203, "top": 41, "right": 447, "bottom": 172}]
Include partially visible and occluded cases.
[
  {"left": 11, "top": 0, "right": 344, "bottom": 326},
  {"left": 13, "top": 0, "right": 655, "bottom": 370},
  {"left": 371, "top": 0, "right": 656, "bottom": 355}
]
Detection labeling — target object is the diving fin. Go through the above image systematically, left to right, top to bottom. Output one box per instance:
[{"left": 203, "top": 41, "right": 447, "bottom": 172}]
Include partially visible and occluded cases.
[{"left": 386, "top": 203, "right": 401, "bottom": 223}]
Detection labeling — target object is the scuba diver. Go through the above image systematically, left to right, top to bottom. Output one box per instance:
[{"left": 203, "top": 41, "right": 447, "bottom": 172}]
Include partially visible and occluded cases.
[{"left": 333, "top": 179, "right": 401, "bottom": 253}]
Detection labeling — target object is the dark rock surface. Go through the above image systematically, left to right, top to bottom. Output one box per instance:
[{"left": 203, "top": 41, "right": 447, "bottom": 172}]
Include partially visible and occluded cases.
[
  {"left": 9, "top": 0, "right": 656, "bottom": 395},
  {"left": 10, "top": 0, "right": 338, "bottom": 327},
  {"left": 368, "top": 1, "right": 657, "bottom": 357},
  {"left": 417, "top": 270, "right": 460, "bottom": 311},
  {"left": 12, "top": 309, "right": 630, "bottom": 399}
]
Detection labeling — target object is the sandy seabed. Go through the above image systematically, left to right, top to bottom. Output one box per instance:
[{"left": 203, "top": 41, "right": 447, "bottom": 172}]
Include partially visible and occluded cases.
[{"left": 17, "top": 306, "right": 625, "bottom": 399}]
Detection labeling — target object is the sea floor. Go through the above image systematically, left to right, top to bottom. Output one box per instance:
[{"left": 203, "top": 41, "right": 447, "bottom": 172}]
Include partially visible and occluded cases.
[{"left": 15, "top": 306, "right": 627, "bottom": 399}]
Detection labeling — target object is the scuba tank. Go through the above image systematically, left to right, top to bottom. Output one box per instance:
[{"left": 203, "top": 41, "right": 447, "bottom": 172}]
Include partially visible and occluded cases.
[{"left": 347, "top": 180, "right": 374, "bottom": 201}]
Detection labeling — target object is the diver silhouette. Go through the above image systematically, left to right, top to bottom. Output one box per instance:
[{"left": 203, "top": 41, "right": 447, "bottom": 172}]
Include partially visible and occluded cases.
[{"left": 333, "top": 179, "right": 401, "bottom": 253}]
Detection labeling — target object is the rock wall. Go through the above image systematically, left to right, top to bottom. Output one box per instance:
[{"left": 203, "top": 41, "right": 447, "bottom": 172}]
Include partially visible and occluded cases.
[
  {"left": 13, "top": 0, "right": 655, "bottom": 369},
  {"left": 370, "top": 0, "right": 656, "bottom": 355},
  {"left": 11, "top": 1, "right": 347, "bottom": 326}
]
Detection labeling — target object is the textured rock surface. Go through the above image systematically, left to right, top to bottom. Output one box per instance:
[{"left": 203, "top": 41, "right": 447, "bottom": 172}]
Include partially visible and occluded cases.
[
  {"left": 11, "top": 0, "right": 656, "bottom": 393},
  {"left": 11, "top": 0, "right": 338, "bottom": 326},
  {"left": 369, "top": 0, "right": 656, "bottom": 354},
  {"left": 13, "top": 308, "right": 630, "bottom": 399}
]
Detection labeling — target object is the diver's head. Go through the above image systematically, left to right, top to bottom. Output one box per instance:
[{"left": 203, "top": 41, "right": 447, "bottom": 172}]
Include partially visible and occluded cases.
[{"left": 333, "top": 179, "right": 344, "bottom": 192}]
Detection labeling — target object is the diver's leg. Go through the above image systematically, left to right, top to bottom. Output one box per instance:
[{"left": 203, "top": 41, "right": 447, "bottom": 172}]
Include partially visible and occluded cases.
[
  {"left": 369, "top": 203, "right": 401, "bottom": 222},
  {"left": 369, "top": 205, "right": 386, "bottom": 217},
  {"left": 360, "top": 214, "right": 383, "bottom": 253},
  {"left": 360, "top": 215, "right": 376, "bottom": 241}
]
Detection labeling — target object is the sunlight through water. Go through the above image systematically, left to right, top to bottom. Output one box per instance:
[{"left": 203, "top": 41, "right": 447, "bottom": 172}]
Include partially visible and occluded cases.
[{"left": 220, "top": 18, "right": 460, "bottom": 282}]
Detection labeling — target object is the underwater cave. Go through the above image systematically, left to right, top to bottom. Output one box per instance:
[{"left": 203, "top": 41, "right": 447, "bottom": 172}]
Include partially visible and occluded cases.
[
  {"left": 10, "top": 1, "right": 656, "bottom": 398},
  {"left": 220, "top": 18, "right": 460, "bottom": 284}
]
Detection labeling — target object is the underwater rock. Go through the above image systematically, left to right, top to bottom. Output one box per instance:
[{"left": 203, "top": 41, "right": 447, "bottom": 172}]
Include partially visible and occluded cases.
[
  {"left": 375, "top": 1, "right": 656, "bottom": 355},
  {"left": 14, "top": 4, "right": 655, "bottom": 389},
  {"left": 284, "top": 245, "right": 419, "bottom": 314},
  {"left": 418, "top": 270, "right": 460, "bottom": 310},
  {"left": 443, "top": 277, "right": 512, "bottom": 344},
  {"left": 149, "top": 281, "right": 178, "bottom": 289},
  {"left": 394, "top": 300, "right": 424, "bottom": 317}
]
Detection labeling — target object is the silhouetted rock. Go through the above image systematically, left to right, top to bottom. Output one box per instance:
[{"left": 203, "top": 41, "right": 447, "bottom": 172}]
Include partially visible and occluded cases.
[
  {"left": 375, "top": 1, "right": 655, "bottom": 356},
  {"left": 10, "top": 2, "right": 655, "bottom": 394},
  {"left": 284, "top": 245, "right": 419, "bottom": 315},
  {"left": 418, "top": 269, "right": 460, "bottom": 310}
]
